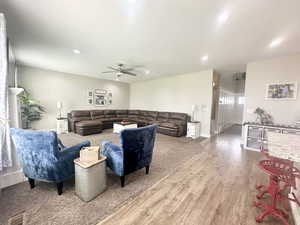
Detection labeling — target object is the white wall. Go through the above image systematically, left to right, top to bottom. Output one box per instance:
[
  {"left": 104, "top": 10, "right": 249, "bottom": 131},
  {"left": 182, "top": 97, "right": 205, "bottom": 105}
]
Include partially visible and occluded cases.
[
  {"left": 244, "top": 54, "right": 300, "bottom": 124},
  {"left": 18, "top": 66, "right": 130, "bottom": 130},
  {"left": 130, "top": 70, "right": 214, "bottom": 137}
]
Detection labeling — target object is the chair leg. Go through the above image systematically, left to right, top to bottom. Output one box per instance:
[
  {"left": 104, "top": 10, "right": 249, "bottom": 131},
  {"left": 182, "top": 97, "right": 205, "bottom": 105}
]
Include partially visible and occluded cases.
[
  {"left": 146, "top": 165, "right": 150, "bottom": 175},
  {"left": 120, "top": 176, "right": 125, "bottom": 188},
  {"left": 28, "top": 178, "right": 35, "bottom": 189},
  {"left": 56, "top": 182, "right": 63, "bottom": 195}
]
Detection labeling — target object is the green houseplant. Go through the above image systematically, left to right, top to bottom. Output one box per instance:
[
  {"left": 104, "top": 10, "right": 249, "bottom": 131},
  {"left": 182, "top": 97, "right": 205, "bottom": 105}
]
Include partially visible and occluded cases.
[{"left": 20, "top": 90, "right": 45, "bottom": 129}]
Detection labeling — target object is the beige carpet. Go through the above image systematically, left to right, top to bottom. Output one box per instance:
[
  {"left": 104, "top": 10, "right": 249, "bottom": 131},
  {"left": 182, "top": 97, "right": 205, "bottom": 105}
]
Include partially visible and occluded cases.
[{"left": 0, "top": 130, "right": 206, "bottom": 225}]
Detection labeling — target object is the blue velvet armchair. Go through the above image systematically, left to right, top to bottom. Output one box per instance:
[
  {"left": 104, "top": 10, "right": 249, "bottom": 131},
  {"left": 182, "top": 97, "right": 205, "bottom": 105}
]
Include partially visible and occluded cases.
[
  {"left": 101, "top": 125, "right": 158, "bottom": 187},
  {"left": 10, "top": 128, "right": 91, "bottom": 195}
]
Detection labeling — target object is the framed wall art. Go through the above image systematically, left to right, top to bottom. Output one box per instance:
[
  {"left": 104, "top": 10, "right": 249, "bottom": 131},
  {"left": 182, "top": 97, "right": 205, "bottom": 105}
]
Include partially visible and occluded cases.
[
  {"left": 265, "top": 82, "right": 298, "bottom": 100},
  {"left": 87, "top": 89, "right": 93, "bottom": 98},
  {"left": 94, "top": 94, "right": 106, "bottom": 106}
]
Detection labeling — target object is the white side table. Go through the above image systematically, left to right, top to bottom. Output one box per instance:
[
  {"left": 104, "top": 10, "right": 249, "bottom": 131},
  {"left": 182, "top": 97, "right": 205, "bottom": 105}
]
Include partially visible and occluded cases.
[
  {"left": 56, "top": 117, "right": 68, "bottom": 134},
  {"left": 113, "top": 122, "right": 138, "bottom": 134},
  {"left": 187, "top": 122, "right": 201, "bottom": 139},
  {"left": 74, "top": 155, "right": 107, "bottom": 202}
]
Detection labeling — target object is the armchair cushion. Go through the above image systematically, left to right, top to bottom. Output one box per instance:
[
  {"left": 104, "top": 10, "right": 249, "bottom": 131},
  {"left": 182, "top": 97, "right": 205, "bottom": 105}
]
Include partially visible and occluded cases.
[
  {"left": 10, "top": 128, "right": 91, "bottom": 183},
  {"left": 102, "top": 141, "right": 124, "bottom": 176}
]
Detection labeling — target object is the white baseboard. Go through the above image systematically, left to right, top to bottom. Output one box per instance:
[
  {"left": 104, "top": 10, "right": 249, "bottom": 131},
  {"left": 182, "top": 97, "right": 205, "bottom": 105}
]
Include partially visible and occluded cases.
[{"left": 0, "top": 169, "right": 26, "bottom": 189}]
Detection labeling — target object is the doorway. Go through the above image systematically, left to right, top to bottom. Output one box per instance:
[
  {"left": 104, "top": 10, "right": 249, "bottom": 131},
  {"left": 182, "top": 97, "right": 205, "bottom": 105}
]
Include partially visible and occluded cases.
[{"left": 217, "top": 72, "right": 246, "bottom": 134}]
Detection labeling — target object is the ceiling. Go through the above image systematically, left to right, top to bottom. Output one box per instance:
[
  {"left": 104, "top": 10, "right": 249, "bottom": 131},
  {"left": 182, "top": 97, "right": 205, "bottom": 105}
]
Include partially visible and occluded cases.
[{"left": 1, "top": 0, "right": 300, "bottom": 83}]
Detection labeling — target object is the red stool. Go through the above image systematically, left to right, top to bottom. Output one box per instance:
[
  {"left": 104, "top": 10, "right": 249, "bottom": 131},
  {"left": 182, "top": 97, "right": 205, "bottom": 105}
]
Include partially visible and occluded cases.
[
  {"left": 256, "top": 149, "right": 300, "bottom": 209},
  {"left": 253, "top": 159, "right": 300, "bottom": 225}
]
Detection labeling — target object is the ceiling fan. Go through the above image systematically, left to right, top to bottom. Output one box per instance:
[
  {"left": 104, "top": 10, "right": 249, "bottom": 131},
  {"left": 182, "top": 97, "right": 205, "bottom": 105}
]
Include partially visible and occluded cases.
[{"left": 102, "top": 63, "right": 138, "bottom": 77}]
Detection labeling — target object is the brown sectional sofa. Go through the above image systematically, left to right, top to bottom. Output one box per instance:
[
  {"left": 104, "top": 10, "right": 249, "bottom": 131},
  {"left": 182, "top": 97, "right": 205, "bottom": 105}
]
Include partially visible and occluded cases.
[{"left": 68, "top": 110, "right": 188, "bottom": 137}]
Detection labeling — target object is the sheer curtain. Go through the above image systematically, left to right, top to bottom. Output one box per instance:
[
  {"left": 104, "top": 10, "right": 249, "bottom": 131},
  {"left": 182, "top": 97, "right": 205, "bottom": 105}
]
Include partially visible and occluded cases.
[{"left": 0, "top": 13, "right": 12, "bottom": 171}]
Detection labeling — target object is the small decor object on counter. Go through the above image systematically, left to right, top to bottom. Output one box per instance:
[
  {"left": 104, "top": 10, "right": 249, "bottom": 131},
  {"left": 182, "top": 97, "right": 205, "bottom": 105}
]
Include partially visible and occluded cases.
[
  {"left": 266, "top": 82, "right": 298, "bottom": 100},
  {"left": 254, "top": 107, "right": 273, "bottom": 125},
  {"left": 80, "top": 146, "right": 100, "bottom": 162}
]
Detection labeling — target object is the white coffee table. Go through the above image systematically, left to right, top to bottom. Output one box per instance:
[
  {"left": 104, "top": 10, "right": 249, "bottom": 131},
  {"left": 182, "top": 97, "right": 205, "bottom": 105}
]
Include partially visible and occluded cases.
[{"left": 113, "top": 122, "right": 138, "bottom": 134}]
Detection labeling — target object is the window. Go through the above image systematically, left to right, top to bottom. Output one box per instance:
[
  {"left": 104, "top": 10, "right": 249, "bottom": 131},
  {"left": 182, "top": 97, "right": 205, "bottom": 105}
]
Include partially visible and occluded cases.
[{"left": 238, "top": 97, "right": 245, "bottom": 104}]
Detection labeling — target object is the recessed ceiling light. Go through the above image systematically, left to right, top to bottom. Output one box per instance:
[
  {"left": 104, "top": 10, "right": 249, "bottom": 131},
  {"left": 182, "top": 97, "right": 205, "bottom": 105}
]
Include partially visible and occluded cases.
[
  {"left": 128, "top": 0, "right": 137, "bottom": 3},
  {"left": 217, "top": 10, "right": 229, "bottom": 25},
  {"left": 269, "top": 38, "right": 283, "bottom": 48},
  {"left": 73, "top": 49, "right": 81, "bottom": 54},
  {"left": 201, "top": 55, "right": 208, "bottom": 62},
  {"left": 145, "top": 69, "right": 150, "bottom": 75}
]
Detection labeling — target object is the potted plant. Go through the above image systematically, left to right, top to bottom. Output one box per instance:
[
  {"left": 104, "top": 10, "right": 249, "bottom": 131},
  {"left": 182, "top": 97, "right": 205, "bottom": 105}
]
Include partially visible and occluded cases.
[{"left": 20, "top": 90, "right": 45, "bottom": 129}]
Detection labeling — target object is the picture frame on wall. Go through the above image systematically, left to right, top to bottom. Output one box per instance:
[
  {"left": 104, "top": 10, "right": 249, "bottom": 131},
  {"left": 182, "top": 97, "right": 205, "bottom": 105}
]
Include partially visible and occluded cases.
[
  {"left": 265, "top": 82, "right": 298, "bottom": 100},
  {"left": 94, "top": 89, "right": 107, "bottom": 95},
  {"left": 87, "top": 90, "right": 93, "bottom": 98},
  {"left": 107, "top": 91, "right": 112, "bottom": 105},
  {"left": 94, "top": 94, "right": 106, "bottom": 106},
  {"left": 87, "top": 98, "right": 93, "bottom": 105}
]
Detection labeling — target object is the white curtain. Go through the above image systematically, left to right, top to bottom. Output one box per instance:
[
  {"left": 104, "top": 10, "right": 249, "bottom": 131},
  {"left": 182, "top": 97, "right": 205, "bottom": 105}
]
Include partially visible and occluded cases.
[{"left": 0, "top": 13, "right": 12, "bottom": 171}]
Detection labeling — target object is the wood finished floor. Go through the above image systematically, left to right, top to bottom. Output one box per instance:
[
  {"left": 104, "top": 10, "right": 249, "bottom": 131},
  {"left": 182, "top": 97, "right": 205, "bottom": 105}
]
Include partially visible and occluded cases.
[{"left": 98, "top": 126, "right": 295, "bottom": 225}]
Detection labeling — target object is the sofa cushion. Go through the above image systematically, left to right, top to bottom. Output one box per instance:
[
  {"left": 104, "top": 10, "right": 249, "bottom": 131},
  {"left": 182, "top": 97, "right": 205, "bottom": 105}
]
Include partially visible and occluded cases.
[
  {"left": 91, "top": 110, "right": 105, "bottom": 120},
  {"left": 104, "top": 110, "right": 116, "bottom": 118},
  {"left": 116, "top": 110, "right": 128, "bottom": 118},
  {"left": 128, "top": 110, "right": 140, "bottom": 115},
  {"left": 128, "top": 110, "right": 139, "bottom": 119},
  {"left": 139, "top": 110, "right": 148, "bottom": 116},
  {"left": 71, "top": 111, "right": 91, "bottom": 118},
  {"left": 71, "top": 111, "right": 91, "bottom": 121},
  {"left": 147, "top": 111, "right": 158, "bottom": 120},
  {"left": 157, "top": 112, "right": 169, "bottom": 122},
  {"left": 169, "top": 113, "right": 187, "bottom": 121},
  {"left": 70, "top": 117, "right": 91, "bottom": 123},
  {"left": 100, "top": 117, "right": 121, "bottom": 123},
  {"left": 128, "top": 117, "right": 139, "bottom": 122},
  {"left": 168, "top": 119, "right": 186, "bottom": 126},
  {"left": 76, "top": 120, "right": 103, "bottom": 128},
  {"left": 159, "top": 122, "right": 178, "bottom": 129}
]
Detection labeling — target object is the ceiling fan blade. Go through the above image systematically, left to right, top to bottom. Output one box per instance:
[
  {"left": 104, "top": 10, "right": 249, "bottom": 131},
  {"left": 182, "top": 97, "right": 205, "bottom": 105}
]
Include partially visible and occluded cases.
[
  {"left": 130, "top": 64, "right": 144, "bottom": 69},
  {"left": 108, "top": 66, "right": 119, "bottom": 71},
  {"left": 121, "top": 68, "right": 134, "bottom": 72},
  {"left": 102, "top": 71, "right": 115, "bottom": 73},
  {"left": 123, "top": 71, "right": 137, "bottom": 76}
]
